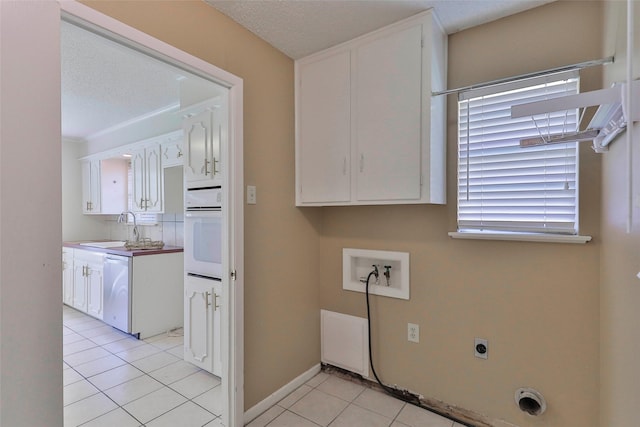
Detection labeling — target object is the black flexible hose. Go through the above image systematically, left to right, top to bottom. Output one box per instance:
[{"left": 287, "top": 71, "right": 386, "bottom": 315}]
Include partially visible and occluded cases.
[{"left": 364, "top": 269, "right": 473, "bottom": 426}]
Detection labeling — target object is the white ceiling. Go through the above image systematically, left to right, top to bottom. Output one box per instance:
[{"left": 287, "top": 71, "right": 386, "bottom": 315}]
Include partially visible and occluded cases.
[
  {"left": 205, "top": 0, "right": 557, "bottom": 59},
  {"left": 62, "top": 1, "right": 556, "bottom": 141},
  {"left": 61, "top": 22, "right": 213, "bottom": 141}
]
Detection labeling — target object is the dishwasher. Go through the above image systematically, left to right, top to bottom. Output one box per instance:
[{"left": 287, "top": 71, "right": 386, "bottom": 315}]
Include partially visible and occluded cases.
[{"left": 103, "top": 254, "right": 133, "bottom": 336}]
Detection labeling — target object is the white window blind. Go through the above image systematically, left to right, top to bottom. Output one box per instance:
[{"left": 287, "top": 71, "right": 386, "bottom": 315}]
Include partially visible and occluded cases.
[{"left": 457, "top": 71, "right": 580, "bottom": 235}]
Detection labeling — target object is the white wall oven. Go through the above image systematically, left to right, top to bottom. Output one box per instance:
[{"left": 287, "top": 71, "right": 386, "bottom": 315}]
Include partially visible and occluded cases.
[{"left": 184, "top": 187, "right": 222, "bottom": 279}]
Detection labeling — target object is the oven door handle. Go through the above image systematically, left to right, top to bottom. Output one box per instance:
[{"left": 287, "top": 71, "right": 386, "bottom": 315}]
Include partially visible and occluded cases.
[{"left": 185, "top": 210, "right": 222, "bottom": 218}]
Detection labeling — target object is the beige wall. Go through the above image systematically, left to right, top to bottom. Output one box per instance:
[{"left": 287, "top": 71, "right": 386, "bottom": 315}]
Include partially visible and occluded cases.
[
  {"left": 80, "top": 0, "right": 322, "bottom": 409},
  {"left": 79, "top": 1, "right": 609, "bottom": 425},
  {"left": 600, "top": 1, "right": 640, "bottom": 426},
  {"left": 320, "top": 2, "right": 602, "bottom": 426}
]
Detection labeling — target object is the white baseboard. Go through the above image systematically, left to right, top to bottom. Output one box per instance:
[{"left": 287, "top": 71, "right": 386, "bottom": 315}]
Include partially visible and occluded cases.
[{"left": 244, "top": 363, "right": 321, "bottom": 424}]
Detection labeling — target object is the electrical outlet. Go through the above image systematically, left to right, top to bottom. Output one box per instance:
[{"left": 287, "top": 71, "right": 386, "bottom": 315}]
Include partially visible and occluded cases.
[
  {"left": 408, "top": 323, "right": 419, "bottom": 343},
  {"left": 474, "top": 338, "right": 488, "bottom": 359}
]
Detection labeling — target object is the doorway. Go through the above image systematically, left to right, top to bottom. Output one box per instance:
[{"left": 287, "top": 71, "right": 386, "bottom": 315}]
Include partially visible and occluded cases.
[{"left": 60, "top": 3, "right": 244, "bottom": 426}]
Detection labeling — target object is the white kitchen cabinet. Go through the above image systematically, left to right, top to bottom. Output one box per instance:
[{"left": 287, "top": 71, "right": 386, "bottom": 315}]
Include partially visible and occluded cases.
[
  {"left": 295, "top": 10, "right": 447, "bottom": 206},
  {"left": 183, "top": 104, "right": 224, "bottom": 188},
  {"left": 161, "top": 137, "right": 184, "bottom": 168},
  {"left": 132, "top": 144, "right": 163, "bottom": 213},
  {"left": 81, "top": 158, "right": 128, "bottom": 214},
  {"left": 81, "top": 160, "right": 101, "bottom": 213},
  {"left": 62, "top": 248, "right": 74, "bottom": 306},
  {"left": 71, "top": 249, "right": 104, "bottom": 319},
  {"left": 130, "top": 252, "right": 184, "bottom": 339},
  {"left": 184, "top": 274, "right": 221, "bottom": 376}
]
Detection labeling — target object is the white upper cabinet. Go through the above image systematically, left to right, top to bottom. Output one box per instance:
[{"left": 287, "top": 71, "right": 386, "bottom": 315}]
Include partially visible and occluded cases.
[
  {"left": 295, "top": 10, "right": 447, "bottom": 206},
  {"left": 297, "top": 51, "right": 351, "bottom": 204},
  {"left": 183, "top": 103, "right": 225, "bottom": 188},
  {"left": 160, "top": 132, "right": 184, "bottom": 168},
  {"left": 132, "top": 144, "right": 163, "bottom": 213},
  {"left": 81, "top": 158, "right": 128, "bottom": 214},
  {"left": 81, "top": 159, "right": 101, "bottom": 213}
]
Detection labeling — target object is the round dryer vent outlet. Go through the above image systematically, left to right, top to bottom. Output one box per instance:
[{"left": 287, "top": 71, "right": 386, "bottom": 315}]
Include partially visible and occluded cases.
[{"left": 514, "top": 387, "right": 546, "bottom": 416}]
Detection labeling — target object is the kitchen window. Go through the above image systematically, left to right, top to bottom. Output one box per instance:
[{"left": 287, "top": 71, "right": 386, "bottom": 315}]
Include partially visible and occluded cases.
[{"left": 451, "top": 71, "right": 590, "bottom": 243}]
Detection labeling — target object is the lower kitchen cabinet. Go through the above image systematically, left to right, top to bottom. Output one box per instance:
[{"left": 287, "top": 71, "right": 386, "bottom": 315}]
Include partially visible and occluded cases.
[
  {"left": 63, "top": 246, "right": 184, "bottom": 339},
  {"left": 62, "top": 248, "right": 74, "bottom": 306},
  {"left": 70, "top": 249, "right": 105, "bottom": 319},
  {"left": 184, "top": 274, "right": 221, "bottom": 376}
]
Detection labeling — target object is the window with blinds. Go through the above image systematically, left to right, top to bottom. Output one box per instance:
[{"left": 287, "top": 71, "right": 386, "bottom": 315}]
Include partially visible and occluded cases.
[{"left": 457, "top": 71, "right": 580, "bottom": 235}]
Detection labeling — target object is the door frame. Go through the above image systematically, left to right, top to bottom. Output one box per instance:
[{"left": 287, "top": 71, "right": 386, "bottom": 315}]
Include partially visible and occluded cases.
[{"left": 59, "top": 2, "right": 245, "bottom": 425}]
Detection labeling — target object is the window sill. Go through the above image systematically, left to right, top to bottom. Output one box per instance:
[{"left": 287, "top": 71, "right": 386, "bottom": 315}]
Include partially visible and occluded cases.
[{"left": 448, "top": 231, "right": 592, "bottom": 244}]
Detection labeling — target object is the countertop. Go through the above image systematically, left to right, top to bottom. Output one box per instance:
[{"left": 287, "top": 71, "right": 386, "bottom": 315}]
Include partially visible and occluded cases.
[{"left": 64, "top": 241, "right": 184, "bottom": 257}]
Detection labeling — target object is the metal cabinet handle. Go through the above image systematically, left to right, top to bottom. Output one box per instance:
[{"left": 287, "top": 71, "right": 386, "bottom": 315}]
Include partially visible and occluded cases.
[
  {"left": 177, "top": 149, "right": 183, "bottom": 158},
  {"left": 213, "top": 158, "right": 219, "bottom": 175},
  {"left": 204, "top": 159, "right": 210, "bottom": 176},
  {"left": 205, "top": 291, "right": 211, "bottom": 308},
  {"left": 213, "top": 293, "right": 220, "bottom": 311}
]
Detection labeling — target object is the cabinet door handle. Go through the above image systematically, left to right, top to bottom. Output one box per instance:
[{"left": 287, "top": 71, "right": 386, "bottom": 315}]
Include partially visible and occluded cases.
[
  {"left": 213, "top": 157, "right": 219, "bottom": 175},
  {"left": 204, "top": 159, "right": 210, "bottom": 176},
  {"left": 205, "top": 291, "right": 211, "bottom": 308},
  {"left": 213, "top": 293, "right": 220, "bottom": 311}
]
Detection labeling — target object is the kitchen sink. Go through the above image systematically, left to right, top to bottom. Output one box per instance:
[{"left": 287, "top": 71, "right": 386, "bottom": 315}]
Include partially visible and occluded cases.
[{"left": 79, "top": 241, "right": 127, "bottom": 248}]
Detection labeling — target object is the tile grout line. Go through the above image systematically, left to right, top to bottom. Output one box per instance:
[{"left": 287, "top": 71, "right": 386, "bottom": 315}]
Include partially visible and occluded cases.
[{"left": 63, "top": 307, "right": 222, "bottom": 427}]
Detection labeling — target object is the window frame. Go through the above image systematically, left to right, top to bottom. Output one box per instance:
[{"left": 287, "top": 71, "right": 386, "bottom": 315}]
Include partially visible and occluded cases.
[{"left": 450, "top": 71, "right": 592, "bottom": 244}]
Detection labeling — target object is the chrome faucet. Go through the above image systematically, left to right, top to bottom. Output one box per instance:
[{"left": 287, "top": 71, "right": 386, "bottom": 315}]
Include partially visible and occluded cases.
[{"left": 118, "top": 211, "right": 140, "bottom": 242}]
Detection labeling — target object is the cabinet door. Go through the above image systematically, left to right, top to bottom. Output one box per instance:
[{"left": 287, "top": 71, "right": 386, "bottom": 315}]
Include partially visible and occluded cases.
[
  {"left": 355, "top": 24, "right": 423, "bottom": 201},
  {"left": 297, "top": 51, "right": 351, "bottom": 204},
  {"left": 210, "top": 108, "right": 222, "bottom": 185},
  {"left": 183, "top": 110, "right": 211, "bottom": 184},
  {"left": 161, "top": 140, "right": 184, "bottom": 168},
  {"left": 144, "top": 145, "right": 163, "bottom": 213},
  {"left": 131, "top": 150, "right": 147, "bottom": 211},
  {"left": 81, "top": 160, "right": 101, "bottom": 213},
  {"left": 63, "top": 249, "right": 74, "bottom": 306},
  {"left": 86, "top": 261, "right": 104, "bottom": 320},
  {"left": 72, "top": 263, "right": 88, "bottom": 312},
  {"left": 184, "top": 275, "right": 214, "bottom": 373},
  {"left": 212, "top": 280, "right": 222, "bottom": 377}
]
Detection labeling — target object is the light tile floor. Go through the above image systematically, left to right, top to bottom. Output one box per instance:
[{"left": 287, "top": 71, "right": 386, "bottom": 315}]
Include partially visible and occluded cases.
[
  {"left": 63, "top": 305, "right": 223, "bottom": 427},
  {"left": 64, "top": 305, "right": 465, "bottom": 427},
  {"left": 248, "top": 372, "right": 466, "bottom": 427}
]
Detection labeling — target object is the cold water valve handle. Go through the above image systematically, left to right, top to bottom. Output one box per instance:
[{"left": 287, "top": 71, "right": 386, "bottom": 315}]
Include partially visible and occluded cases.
[{"left": 383, "top": 265, "right": 392, "bottom": 286}]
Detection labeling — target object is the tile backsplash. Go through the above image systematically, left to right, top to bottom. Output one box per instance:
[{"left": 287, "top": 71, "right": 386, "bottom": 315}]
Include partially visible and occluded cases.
[{"left": 106, "top": 214, "right": 184, "bottom": 247}]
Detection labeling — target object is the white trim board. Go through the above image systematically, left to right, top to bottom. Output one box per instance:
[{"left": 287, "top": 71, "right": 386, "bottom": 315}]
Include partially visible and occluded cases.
[
  {"left": 58, "top": 2, "right": 245, "bottom": 426},
  {"left": 244, "top": 364, "right": 321, "bottom": 424}
]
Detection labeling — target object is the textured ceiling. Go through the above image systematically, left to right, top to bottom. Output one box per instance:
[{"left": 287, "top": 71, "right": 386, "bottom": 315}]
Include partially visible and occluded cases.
[
  {"left": 205, "top": 0, "right": 557, "bottom": 59},
  {"left": 62, "top": 1, "right": 556, "bottom": 141},
  {"left": 61, "top": 22, "right": 217, "bottom": 141}
]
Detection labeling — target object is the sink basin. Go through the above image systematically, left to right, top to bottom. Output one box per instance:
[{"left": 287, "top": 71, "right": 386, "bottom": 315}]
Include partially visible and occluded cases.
[{"left": 79, "top": 241, "right": 126, "bottom": 248}]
